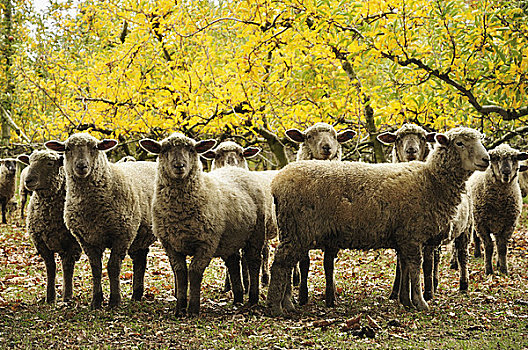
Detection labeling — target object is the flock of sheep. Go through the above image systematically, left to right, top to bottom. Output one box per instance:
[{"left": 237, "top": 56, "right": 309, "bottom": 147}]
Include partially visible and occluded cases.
[{"left": 1, "top": 122, "right": 527, "bottom": 317}]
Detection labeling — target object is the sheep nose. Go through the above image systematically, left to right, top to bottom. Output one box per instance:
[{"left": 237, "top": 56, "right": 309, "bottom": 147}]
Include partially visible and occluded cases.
[
  {"left": 322, "top": 145, "right": 331, "bottom": 153},
  {"left": 406, "top": 147, "right": 417, "bottom": 154},
  {"left": 482, "top": 157, "right": 490, "bottom": 167},
  {"left": 76, "top": 163, "right": 88, "bottom": 171},
  {"left": 173, "top": 163, "right": 185, "bottom": 170},
  {"left": 502, "top": 168, "right": 511, "bottom": 175},
  {"left": 25, "top": 178, "right": 35, "bottom": 187}
]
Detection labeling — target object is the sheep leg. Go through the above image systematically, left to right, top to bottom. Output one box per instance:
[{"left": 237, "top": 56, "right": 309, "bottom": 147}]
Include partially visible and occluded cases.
[
  {"left": 20, "top": 194, "right": 27, "bottom": 219},
  {"left": 1, "top": 199, "right": 7, "bottom": 224},
  {"left": 473, "top": 229, "right": 482, "bottom": 258},
  {"left": 455, "top": 232, "right": 469, "bottom": 292},
  {"left": 480, "top": 232, "right": 495, "bottom": 275},
  {"left": 496, "top": 235, "right": 510, "bottom": 275},
  {"left": 35, "top": 240, "right": 56, "bottom": 303},
  {"left": 244, "top": 240, "right": 263, "bottom": 306},
  {"left": 162, "top": 241, "right": 188, "bottom": 314},
  {"left": 267, "top": 241, "right": 299, "bottom": 316},
  {"left": 261, "top": 243, "right": 270, "bottom": 286},
  {"left": 449, "top": 243, "right": 458, "bottom": 270},
  {"left": 422, "top": 244, "right": 435, "bottom": 301},
  {"left": 85, "top": 245, "right": 104, "bottom": 309},
  {"left": 107, "top": 247, "right": 126, "bottom": 308},
  {"left": 324, "top": 247, "right": 338, "bottom": 307},
  {"left": 433, "top": 247, "right": 440, "bottom": 294},
  {"left": 130, "top": 248, "right": 149, "bottom": 301},
  {"left": 188, "top": 249, "right": 213, "bottom": 316},
  {"left": 298, "top": 252, "right": 310, "bottom": 306},
  {"left": 60, "top": 253, "right": 76, "bottom": 302},
  {"left": 241, "top": 253, "right": 250, "bottom": 294},
  {"left": 389, "top": 253, "right": 401, "bottom": 300},
  {"left": 224, "top": 254, "right": 244, "bottom": 304},
  {"left": 398, "top": 256, "right": 412, "bottom": 309},
  {"left": 292, "top": 263, "right": 301, "bottom": 287},
  {"left": 282, "top": 268, "right": 295, "bottom": 312},
  {"left": 223, "top": 273, "right": 232, "bottom": 292}
]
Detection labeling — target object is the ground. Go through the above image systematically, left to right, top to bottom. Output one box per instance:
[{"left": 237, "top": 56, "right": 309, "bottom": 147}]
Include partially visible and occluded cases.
[{"left": 1, "top": 206, "right": 528, "bottom": 349}]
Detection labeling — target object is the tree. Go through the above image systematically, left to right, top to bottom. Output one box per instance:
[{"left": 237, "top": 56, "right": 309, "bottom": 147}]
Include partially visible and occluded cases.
[{"left": 11, "top": 0, "right": 528, "bottom": 163}]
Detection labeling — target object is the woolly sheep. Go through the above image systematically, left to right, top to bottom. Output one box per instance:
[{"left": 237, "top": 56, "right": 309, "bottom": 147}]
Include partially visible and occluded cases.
[
  {"left": 286, "top": 122, "right": 356, "bottom": 306},
  {"left": 378, "top": 123, "right": 436, "bottom": 300},
  {"left": 267, "top": 127, "right": 489, "bottom": 315},
  {"left": 140, "top": 133, "right": 268, "bottom": 316},
  {"left": 45, "top": 134, "right": 157, "bottom": 309},
  {"left": 202, "top": 141, "right": 277, "bottom": 288},
  {"left": 469, "top": 143, "right": 528, "bottom": 275},
  {"left": 17, "top": 151, "right": 82, "bottom": 303},
  {"left": 0, "top": 158, "right": 17, "bottom": 224},
  {"left": 18, "top": 165, "right": 31, "bottom": 219}
]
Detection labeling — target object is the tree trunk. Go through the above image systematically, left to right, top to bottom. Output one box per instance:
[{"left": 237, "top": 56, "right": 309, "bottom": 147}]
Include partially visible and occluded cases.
[
  {"left": 1, "top": 0, "right": 13, "bottom": 148},
  {"left": 257, "top": 127, "right": 289, "bottom": 169}
]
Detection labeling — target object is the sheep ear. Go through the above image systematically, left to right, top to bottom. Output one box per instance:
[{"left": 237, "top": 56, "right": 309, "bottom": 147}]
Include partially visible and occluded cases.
[
  {"left": 285, "top": 129, "right": 305, "bottom": 143},
  {"left": 337, "top": 130, "right": 356, "bottom": 143},
  {"left": 377, "top": 132, "right": 397, "bottom": 144},
  {"left": 425, "top": 133, "right": 436, "bottom": 143},
  {"left": 435, "top": 134, "right": 449, "bottom": 146},
  {"left": 98, "top": 139, "right": 118, "bottom": 151},
  {"left": 139, "top": 139, "right": 162, "bottom": 154},
  {"left": 195, "top": 139, "right": 216, "bottom": 154},
  {"left": 45, "top": 140, "right": 66, "bottom": 152},
  {"left": 243, "top": 147, "right": 260, "bottom": 158},
  {"left": 201, "top": 150, "right": 216, "bottom": 160},
  {"left": 516, "top": 152, "right": 528, "bottom": 161},
  {"left": 17, "top": 155, "right": 30, "bottom": 165},
  {"left": 520, "top": 165, "right": 528, "bottom": 172}
]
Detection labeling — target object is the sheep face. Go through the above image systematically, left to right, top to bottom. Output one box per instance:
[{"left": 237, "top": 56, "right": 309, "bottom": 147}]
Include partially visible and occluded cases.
[
  {"left": 286, "top": 122, "right": 356, "bottom": 160},
  {"left": 378, "top": 124, "right": 436, "bottom": 162},
  {"left": 437, "top": 128, "right": 489, "bottom": 172},
  {"left": 140, "top": 133, "right": 216, "bottom": 180},
  {"left": 45, "top": 134, "right": 118, "bottom": 179},
  {"left": 201, "top": 141, "right": 260, "bottom": 169},
  {"left": 488, "top": 144, "right": 528, "bottom": 184},
  {"left": 20, "top": 152, "right": 63, "bottom": 191},
  {"left": 0, "top": 159, "right": 16, "bottom": 178}
]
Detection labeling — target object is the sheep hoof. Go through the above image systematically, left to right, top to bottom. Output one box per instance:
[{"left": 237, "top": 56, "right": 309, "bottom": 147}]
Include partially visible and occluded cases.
[
  {"left": 485, "top": 268, "right": 494, "bottom": 275},
  {"left": 292, "top": 274, "right": 300, "bottom": 287},
  {"left": 459, "top": 281, "right": 468, "bottom": 292},
  {"left": 131, "top": 289, "right": 143, "bottom": 301},
  {"left": 423, "top": 291, "right": 434, "bottom": 301},
  {"left": 298, "top": 292, "right": 308, "bottom": 306},
  {"left": 90, "top": 293, "right": 103, "bottom": 310},
  {"left": 108, "top": 294, "right": 121, "bottom": 308},
  {"left": 325, "top": 297, "right": 335, "bottom": 308},
  {"left": 414, "top": 300, "right": 429, "bottom": 311},
  {"left": 187, "top": 301, "right": 200, "bottom": 316},
  {"left": 267, "top": 304, "right": 283, "bottom": 317}
]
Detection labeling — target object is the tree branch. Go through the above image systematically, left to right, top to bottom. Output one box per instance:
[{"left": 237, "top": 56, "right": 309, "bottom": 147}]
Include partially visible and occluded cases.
[{"left": 486, "top": 125, "right": 528, "bottom": 149}]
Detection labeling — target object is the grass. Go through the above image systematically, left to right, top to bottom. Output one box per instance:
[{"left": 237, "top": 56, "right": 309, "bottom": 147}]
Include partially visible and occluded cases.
[{"left": 2, "top": 207, "right": 528, "bottom": 349}]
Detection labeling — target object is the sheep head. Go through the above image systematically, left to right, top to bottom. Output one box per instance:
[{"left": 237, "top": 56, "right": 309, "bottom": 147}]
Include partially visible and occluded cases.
[
  {"left": 286, "top": 122, "right": 356, "bottom": 160},
  {"left": 45, "top": 133, "right": 117, "bottom": 179},
  {"left": 140, "top": 133, "right": 216, "bottom": 180}
]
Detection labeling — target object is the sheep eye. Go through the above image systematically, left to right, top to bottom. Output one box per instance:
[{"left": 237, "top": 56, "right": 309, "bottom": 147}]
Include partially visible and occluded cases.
[{"left": 456, "top": 141, "right": 464, "bottom": 147}]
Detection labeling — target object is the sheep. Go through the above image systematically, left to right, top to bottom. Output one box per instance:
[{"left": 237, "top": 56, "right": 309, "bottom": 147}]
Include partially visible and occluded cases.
[
  {"left": 286, "top": 122, "right": 356, "bottom": 306},
  {"left": 377, "top": 123, "right": 436, "bottom": 163},
  {"left": 267, "top": 127, "right": 489, "bottom": 315},
  {"left": 45, "top": 133, "right": 157, "bottom": 309},
  {"left": 139, "top": 133, "right": 267, "bottom": 316},
  {"left": 202, "top": 141, "right": 276, "bottom": 289},
  {"left": 469, "top": 143, "right": 528, "bottom": 275},
  {"left": 17, "top": 151, "right": 82, "bottom": 303},
  {"left": 0, "top": 158, "right": 17, "bottom": 224},
  {"left": 18, "top": 165, "right": 31, "bottom": 219}
]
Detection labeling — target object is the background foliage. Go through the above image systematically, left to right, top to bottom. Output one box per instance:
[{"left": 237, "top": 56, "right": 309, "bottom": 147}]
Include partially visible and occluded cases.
[{"left": 1, "top": 0, "right": 527, "bottom": 164}]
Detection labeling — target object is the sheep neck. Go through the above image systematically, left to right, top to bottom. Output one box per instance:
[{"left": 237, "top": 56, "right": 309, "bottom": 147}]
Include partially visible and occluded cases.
[{"left": 425, "top": 146, "right": 472, "bottom": 209}]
